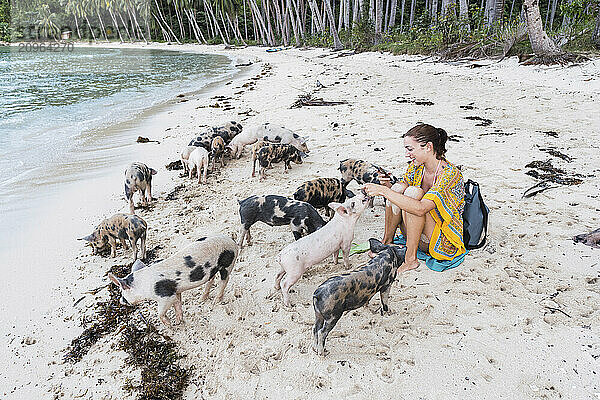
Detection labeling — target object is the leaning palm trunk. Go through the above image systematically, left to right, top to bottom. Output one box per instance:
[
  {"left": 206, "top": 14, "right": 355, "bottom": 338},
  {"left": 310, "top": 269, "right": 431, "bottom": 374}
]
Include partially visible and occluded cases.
[
  {"left": 154, "top": 0, "right": 180, "bottom": 43},
  {"left": 249, "top": 0, "right": 272, "bottom": 44},
  {"left": 286, "top": 0, "right": 300, "bottom": 45},
  {"left": 307, "top": 0, "right": 324, "bottom": 31},
  {"left": 324, "top": 0, "right": 343, "bottom": 49},
  {"left": 523, "top": 0, "right": 576, "bottom": 63},
  {"left": 204, "top": 1, "right": 228, "bottom": 44},
  {"left": 592, "top": 4, "right": 600, "bottom": 47},
  {"left": 130, "top": 8, "right": 148, "bottom": 43},
  {"left": 96, "top": 10, "right": 109, "bottom": 41},
  {"left": 108, "top": 10, "right": 124, "bottom": 42},
  {"left": 218, "top": 10, "right": 232, "bottom": 43},
  {"left": 118, "top": 12, "right": 132, "bottom": 41},
  {"left": 74, "top": 13, "right": 81, "bottom": 39},
  {"left": 84, "top": 15, "right": 97, "bottom": 42}
]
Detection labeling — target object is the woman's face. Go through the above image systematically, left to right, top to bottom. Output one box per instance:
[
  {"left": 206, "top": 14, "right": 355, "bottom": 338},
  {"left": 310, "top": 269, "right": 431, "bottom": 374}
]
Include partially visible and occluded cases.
[{"left": 404, "top": 136, "right": 431, "bottom": 165}]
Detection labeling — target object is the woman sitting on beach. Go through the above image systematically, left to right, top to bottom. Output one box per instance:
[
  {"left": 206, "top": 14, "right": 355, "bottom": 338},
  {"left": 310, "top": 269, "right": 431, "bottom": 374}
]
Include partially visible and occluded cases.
[{"left": 363, "top": 123, "right": 466, "bottom": 272}]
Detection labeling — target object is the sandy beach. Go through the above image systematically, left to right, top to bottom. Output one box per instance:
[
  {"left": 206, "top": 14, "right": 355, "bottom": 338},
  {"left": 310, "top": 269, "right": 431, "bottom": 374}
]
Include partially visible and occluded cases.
[{"left": 3, "top": 44, "right": 599, "bottom": 399}]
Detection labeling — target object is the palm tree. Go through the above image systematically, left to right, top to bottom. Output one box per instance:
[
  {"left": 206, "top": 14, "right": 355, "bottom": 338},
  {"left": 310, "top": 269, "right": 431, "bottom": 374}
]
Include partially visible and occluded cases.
[
  {"left": 522, "top": 0, "right": 576, "bottom": 63},
  {"left": 36, "top": 4, "right": 60, "bottom": 40},
  {"left": 593, "top": 5, "right": 600, "bottom": 47}
]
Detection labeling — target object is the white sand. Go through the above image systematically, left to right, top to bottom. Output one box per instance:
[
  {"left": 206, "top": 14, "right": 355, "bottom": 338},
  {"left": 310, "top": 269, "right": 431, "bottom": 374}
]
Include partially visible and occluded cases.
[{"left": 3, "top": 44, "right": 599, "bottom": 399}]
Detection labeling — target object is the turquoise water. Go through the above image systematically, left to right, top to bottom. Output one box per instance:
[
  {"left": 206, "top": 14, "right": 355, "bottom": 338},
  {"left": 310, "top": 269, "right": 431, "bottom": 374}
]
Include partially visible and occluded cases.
[
  {"left": 0, "top": 46, "right": 239, "bottom": 323},
  {"left": 0, "top": 47, "right": 234, "bottom": 216}
]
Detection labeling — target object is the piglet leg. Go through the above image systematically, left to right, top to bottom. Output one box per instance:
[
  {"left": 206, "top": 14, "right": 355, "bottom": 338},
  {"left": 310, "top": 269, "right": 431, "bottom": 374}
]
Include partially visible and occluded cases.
[
  {"left": 140, "top": 233, "right": 146, "bottom": 259},
  {"left": 341, "top": 245, "right": 351, "bottom": 269},
  {"left": 215, "top": 268, "right": 231, "bottom": 303},
  {"left": 274, "top": 268, "right": 286, "bottom": 290},
  {"left": 280, "top": 272, "right": 302, "bottom": 307},
  {"left": 201, "top": 276, "right": 216, "bottom": 301},
  {"left": 379, "top": 287, "right": 391, "bottom": 315},
  {"left": 174, "top": 294, "right": 184, "bottom": 324},
  {"left": 157, "top": 299, "right": 174, "bottom": 327},
  {"left": 316, "top": 315, "right": 341, "bottom": 356}
]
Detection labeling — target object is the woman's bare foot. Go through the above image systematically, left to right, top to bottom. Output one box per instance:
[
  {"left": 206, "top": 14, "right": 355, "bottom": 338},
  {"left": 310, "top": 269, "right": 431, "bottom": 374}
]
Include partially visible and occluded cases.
[{"left": 399, "top": 258, "right": 420, "bottom": 272}]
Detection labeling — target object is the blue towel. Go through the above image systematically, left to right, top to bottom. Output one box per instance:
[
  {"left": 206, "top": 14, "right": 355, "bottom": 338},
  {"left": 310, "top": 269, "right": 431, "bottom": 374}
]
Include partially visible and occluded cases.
[{"left": 393, "top": 235, "right": 468, "bottom": 272}]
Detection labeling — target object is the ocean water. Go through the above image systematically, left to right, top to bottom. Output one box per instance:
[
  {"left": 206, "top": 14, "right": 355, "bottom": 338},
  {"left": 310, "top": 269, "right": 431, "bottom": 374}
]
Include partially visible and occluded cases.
[
  {"left": 0, "top": 46, "right": 237, "bottom": 321},
  {"left": 0, "top": 46, "right": 235, "bottom": 236}
]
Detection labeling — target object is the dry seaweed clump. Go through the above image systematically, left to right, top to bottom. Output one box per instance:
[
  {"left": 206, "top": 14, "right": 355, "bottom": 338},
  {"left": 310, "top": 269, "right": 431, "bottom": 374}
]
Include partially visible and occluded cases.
[
  {"left": 64, "top": 263, "right": 135, "bottom": 363},
  {"left": 120, "top": 325, "right": 192, "bottom": 400}
]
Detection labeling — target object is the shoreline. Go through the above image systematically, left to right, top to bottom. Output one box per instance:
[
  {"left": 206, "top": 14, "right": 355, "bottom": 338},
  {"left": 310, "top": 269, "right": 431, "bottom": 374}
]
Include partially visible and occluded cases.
[
  {"left": 3, "top": 43, "right": 599, "bottom": 399},
  {"left": 0, "top": 44, "right": 260, "bottom": 397}
]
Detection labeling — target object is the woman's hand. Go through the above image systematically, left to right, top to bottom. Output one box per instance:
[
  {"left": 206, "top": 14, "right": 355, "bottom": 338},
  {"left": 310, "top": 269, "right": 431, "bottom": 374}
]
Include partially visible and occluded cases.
[{"left": 363, "top": 183, "right": 388, "bottom": 198}]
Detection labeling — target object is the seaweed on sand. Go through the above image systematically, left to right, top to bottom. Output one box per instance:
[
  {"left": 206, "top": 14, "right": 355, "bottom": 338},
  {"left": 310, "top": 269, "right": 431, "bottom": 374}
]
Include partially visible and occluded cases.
[
  {"left": 64, "top": 259, "right": 193, "bottom": 400},
  {"left": 64, "top": 263, "right": 136, "bottom": 363},
  {"left": 120, "top": 325, "right": 193, "bottom": 400}
]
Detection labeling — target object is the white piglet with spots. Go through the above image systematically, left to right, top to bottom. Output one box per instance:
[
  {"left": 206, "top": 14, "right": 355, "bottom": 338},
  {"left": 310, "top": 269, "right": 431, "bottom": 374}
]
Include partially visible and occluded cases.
[{"left": 108, "top": 235, "right": 238, "bottom": 327}]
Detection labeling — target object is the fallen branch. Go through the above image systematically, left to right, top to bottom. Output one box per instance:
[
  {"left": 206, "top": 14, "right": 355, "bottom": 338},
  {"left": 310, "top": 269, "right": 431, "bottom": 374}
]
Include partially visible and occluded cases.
[
  {"left": 290, "top": 94, "right": 348, "bottom": 109},
  {"left": 545, "top": 306, "right": 571, "bottom": 318}
]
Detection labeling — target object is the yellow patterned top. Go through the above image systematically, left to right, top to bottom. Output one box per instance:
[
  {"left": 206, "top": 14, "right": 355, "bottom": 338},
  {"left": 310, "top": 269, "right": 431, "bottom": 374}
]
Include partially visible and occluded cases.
[{"left": 403, "top": 161, "right": 466, "bottom": 260}]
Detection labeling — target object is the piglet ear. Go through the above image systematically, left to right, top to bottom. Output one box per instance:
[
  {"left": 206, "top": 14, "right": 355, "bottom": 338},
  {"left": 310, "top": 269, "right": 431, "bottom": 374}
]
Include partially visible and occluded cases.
[
  {"left": 150, "top": 168, "right": 157, "bottom": 175},
  {"left": 328, "top": 202, "right": 348, "bottom": 215},
  {"left": 78, "top": 234, "right": 94, "bottom": 242},
  {"left": 369, "top": 238, "right": 386, "bottom": 254},
  {"left": 393, "top": 246, "right": 407, "bottom": 264},
  {"left": 132, "top": 260, "right": 147, "bottom": 273},
  {"left": 108, "top": 273, "right": 131, "bottom": 290},
  {"left": 108, "top": 273, "right": 122, "bottom": 288}
]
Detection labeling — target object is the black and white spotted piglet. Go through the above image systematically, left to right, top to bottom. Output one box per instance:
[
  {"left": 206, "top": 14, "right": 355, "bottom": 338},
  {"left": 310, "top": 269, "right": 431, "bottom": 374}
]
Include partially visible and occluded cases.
[
  {"left": 124, "top": 162, "right": 157, "bottom": 214},
  {"left": 237, "top": 195, "right": 326, "bottom": 248},
  {"left": 108, "top": 235, "right": 238, "bottom": 327},
  {"left": 312, "top": 238, "right": 406, "bottom": 356}
]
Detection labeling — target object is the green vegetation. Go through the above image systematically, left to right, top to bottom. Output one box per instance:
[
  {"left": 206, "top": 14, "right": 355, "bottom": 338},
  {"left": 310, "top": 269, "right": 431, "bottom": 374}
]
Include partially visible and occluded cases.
[
  {"left": 0, "top": 0, "right": 9, "bottom": 41},
  {"left": 4, "top": 0, "right": 599, "bottom": 57}
]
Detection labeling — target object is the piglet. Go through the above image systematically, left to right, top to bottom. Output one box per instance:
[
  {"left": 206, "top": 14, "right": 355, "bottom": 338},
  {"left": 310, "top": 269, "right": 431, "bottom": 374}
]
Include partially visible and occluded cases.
[
  {"left": 180, "top": 146, "right": 197, "bottom": 175},
  {"left": 188, "top": 147, "right": 209, "bottom": 184},
  {"left": 125, "top": 162, "right": 157, "bottom": 214},
  {"left": 275, "top": 192, "right": 371, "bottom": 306},
  {"left": 237, "top": 195, "right": 326, "bottom": 248},
  {"left": 79, "top": 213, "right": 147, "bottom": 261},
  {"left": 108, "top": 235, "right": 238, "bottom": 327},
  {"left": 312, "top": 238, "right": 405, "bottom": 356}
]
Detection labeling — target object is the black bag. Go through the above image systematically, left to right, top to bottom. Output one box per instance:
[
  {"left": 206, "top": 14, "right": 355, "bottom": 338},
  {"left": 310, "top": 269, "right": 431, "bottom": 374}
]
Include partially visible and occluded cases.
[{"left": 463, "top": 180, "right": 489, "bottom": 250}]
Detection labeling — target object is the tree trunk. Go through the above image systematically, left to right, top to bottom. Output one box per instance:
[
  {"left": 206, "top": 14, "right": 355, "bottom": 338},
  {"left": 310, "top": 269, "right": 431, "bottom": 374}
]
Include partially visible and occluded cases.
[
  {"left": 154, "top": 0, "right": 180, "bottom": 43},
  {"left": 308, "top": 0, "right": 324, "bottom": 31},
  {"left": 324, "top": 0, "right": 344, "bottom": 49},
  {"left": 338, "top": 0, "right": 344, "bottom": 31},
  {"left": 345, "top": 0, "right": 351, "bottom": 29},
  {"left": 353, "top": 0, "right": 360, "bottom": 25},
  {"left": 375, "top": 0, "right": 383, "bottom": 40},
  {"left": 388, "top": 0, "right": 397, "bottom": 29},
  {"left": 400, "top": 0, "right": 406, "bottom": 30},
  {"left": 409, "top": 0, "right": 416, "bottom": 27},
  {"left": 431, "top": 0, "right": 438, "bottom": 23},
  {"left": 458, "top": 0, "right": 469, "bottom": 29},
  {"left": 523, "top": 0, "right": 570, "bottom": 61},
  {"left": 548, "top": 0, "right": 558, "bottom": 29},
  {"left": 593, "top": 4, "right": 600, "bottom": 47},
  {"left": 96, "top": 10, "right": 109, "bottom": 41},
  {"left": 108, "top": 10, "right": 124, "bottom": 42},
  {"left": 219, "top": 10, "right": 232, "bottom": 43},
  {"left": 118, "top": 12, "right": 132, "bottom": 41},
  {"left": 74, "top": 14, "right": 81, "bottom": 39},
  {"left": 84, "top": 15, "right": 97, "bottom": 42}
]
